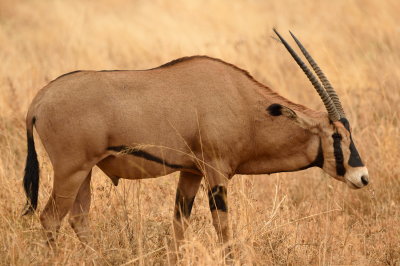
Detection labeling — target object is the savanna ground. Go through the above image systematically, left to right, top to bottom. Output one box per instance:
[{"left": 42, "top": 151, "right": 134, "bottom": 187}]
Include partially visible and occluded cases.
[{"left": 0, "top": 0, "right": 399, "bottom": 265}]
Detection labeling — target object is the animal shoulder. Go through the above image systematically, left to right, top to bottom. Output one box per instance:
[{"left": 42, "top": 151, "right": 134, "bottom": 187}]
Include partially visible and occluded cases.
[{"left": 154, "top": 56, "right": 256, "bottom": 79}]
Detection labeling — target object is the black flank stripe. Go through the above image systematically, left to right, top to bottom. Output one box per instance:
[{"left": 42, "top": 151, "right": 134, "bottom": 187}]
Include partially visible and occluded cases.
[{"left": 108, "top": 146, "right": 184, "bottom": 169}]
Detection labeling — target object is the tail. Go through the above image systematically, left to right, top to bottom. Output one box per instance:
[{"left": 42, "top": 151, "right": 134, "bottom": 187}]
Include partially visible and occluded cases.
[{"left": 22, "top": 116, "right": 40, "bottom": 216}]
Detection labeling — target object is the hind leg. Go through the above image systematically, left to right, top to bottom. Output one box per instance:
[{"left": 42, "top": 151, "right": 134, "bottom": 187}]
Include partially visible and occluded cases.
[
  {"left": 40, "top": 168, "right": 91, "bottom": 246},
  {"left": 68, "top": 170, "right": 92, "bottom": 244},
  {"left": 168, "top": 171, "right": 202, "bottom": 264},
  {"left": 173, "top": 172, "right": 203, "bottom": 243}
]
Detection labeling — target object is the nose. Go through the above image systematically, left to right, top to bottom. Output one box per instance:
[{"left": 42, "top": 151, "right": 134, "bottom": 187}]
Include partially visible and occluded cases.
[{"left": 361, "top": 175, "right": 369, "bottom": 186}]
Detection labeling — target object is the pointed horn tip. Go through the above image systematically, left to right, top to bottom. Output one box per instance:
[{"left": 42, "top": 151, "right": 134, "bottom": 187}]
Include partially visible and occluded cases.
[
  {"left": 272, "top": 29, "right": 285, "bottom": 44},
  {"left": 274, "top": 29, "right": 343, "bottom": 120},
  {"left": 289, "top": 31, "right": 301, "bottom": 43}
]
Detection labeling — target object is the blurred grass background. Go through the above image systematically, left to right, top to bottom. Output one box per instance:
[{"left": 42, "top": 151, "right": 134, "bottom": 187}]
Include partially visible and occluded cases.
[{"left": 0, "top": 0, "right": 399, "bottom": 264}]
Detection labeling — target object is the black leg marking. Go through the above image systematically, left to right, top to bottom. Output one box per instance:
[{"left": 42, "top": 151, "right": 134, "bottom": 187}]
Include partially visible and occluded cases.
[
  {"left": 332, "top": 133, "right": 346, "bottom": 176},
  {"left": 108, "top": 145, "right": 184, "bottom": 169},
  {"left": 208, "top": 186, "right": 228, "bottom": 212},
  {"left": 174, "top": 190, "right": 195, "bottom": 220}
]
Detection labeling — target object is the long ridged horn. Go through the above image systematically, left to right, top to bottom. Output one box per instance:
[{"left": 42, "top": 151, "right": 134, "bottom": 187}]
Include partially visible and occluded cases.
[
  {"left": 273, "top": 29, "right": 340, "bottom": 121},
  {"left": 289, "top": 31, "right": 346, "bottom": 118}
]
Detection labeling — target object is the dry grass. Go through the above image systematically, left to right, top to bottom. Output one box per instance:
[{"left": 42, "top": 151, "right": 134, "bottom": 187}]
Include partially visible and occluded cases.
[{"left": 0, "top": 0, "right": 399, "bottom": 265}]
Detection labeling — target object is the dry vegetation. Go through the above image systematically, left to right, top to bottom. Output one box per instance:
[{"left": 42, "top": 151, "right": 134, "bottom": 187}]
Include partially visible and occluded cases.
[{"left": 0, "top": 0, "right": 399, "bottom": 265}]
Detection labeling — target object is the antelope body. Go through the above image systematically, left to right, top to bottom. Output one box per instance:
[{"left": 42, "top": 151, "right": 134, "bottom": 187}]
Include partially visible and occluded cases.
[{"left": 23, "top": 30, "right": 368, "bottom": 250}]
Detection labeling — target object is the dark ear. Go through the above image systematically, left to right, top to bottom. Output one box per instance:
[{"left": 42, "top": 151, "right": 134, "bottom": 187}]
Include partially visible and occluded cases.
[
  {"left": 267, "top": 103, "right": 320, "bottom": 133},
  {"left": 267, "top": 103, "right": 297, "bottom": 118},
  {"left": 267, "top": 103, "right": 284, "bottom": 116}
]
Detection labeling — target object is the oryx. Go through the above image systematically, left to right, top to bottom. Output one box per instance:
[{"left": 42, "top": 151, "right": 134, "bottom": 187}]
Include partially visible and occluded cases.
[{"left": 22, "top": 30, "right": 368, "bottom": 250}]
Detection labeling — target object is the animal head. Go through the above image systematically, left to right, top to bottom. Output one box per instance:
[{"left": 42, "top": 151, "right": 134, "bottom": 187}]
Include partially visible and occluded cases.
[{"left": 272, "top": 29, "right": 369, "bottom": 189}]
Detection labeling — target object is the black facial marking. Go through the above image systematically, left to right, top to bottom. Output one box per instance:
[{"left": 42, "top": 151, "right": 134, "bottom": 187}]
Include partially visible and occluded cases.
[
  {"left": 267, "top": 104, "right": 283, "bottom": 116},
  {"left": 338, "top": 118, "right": 364, "bottom": 167},
  {"left": 339, "top": 118, "right": 351, "bottom": 131},
  {"left": 332, "top": 133, "right": 346, "bottom": 176},
  {"left": 348, "top": 136, "right": 364, "bottom": 167},
  {"left": 107, "top": 146, "right": 184, "bottom": 169},
  {"left": 208, "top": 186, "right": 228, "bottom": 212},
  {"left": 175, "top": 190, "right": 195, "bottom": 220}
]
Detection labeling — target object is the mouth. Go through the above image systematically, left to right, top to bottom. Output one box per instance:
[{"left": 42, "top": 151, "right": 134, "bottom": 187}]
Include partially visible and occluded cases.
[
  {"left": 342, "top": 167, "right": 369, "bottom": 190},
  {"left": 345, "top": 179, "right": 363, "bottom": 189}
]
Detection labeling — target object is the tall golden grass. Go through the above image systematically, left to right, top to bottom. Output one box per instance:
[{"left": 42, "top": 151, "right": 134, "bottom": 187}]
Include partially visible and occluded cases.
[{"left": 0, "top": 0, "right": 399, "bottom": 264}]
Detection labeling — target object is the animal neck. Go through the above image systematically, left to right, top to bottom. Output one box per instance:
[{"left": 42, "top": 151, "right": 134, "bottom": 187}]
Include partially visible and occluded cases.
[
  {"left": 236, "top": 88, "right": 324, "bottom": 175},
  {"left": 237, "top": 126, "right": 322, "bottom": 175}
]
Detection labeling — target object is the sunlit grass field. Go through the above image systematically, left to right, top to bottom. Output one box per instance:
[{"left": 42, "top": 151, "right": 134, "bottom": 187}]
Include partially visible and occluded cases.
[{"left": 0, "top": 0, "right": 399, "bottom": 264}]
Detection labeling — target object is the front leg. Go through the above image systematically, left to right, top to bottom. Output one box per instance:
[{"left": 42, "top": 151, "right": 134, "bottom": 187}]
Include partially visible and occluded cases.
[
  {"left": 203, "top": 165, "right": 233, "bottom": 262},
  {"left": 208, "top": 183, "right": 231, "bottom": 244}
]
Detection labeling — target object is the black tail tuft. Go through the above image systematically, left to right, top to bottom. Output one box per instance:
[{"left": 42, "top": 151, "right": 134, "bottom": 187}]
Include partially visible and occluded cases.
[{"left": 22, "top": 125, "right": 40, "bottom": 215}]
